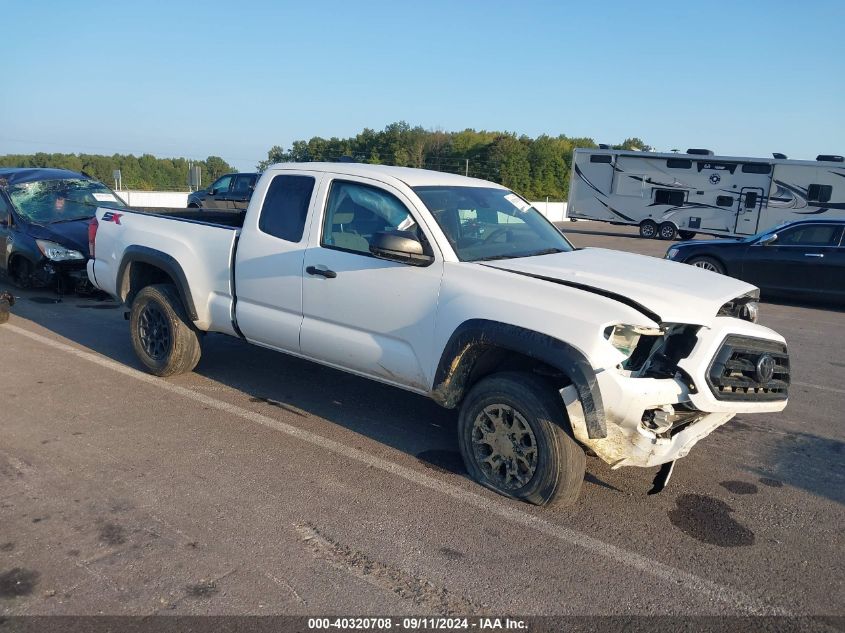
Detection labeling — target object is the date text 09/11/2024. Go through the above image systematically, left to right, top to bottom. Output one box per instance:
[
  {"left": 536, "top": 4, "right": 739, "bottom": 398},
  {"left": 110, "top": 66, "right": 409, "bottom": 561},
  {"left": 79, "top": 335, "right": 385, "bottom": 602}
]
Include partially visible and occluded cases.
[{"left": 307, "top": 617, "right": 528, "bottom": 630}]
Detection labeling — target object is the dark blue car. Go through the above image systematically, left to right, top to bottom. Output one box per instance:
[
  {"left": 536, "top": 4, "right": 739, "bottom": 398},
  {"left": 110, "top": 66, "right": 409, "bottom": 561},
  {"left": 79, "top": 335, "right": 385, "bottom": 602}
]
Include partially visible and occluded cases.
[
  {"left": 0, "top": 168, "right": 126, "bottom": 292},
  {"left": 665, "top": 219, "right": 845, "bottom": 304}
]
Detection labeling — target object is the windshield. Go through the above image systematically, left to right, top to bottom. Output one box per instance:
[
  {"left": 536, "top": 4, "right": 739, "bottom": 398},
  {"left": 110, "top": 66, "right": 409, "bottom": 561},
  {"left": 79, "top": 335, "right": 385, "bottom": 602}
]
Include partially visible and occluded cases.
[
  {"left": 7, "top": 178, "right": 125, "bottom": 224},
  {"left": 413, "top": 186, "right": 573, "bottom": 261}
]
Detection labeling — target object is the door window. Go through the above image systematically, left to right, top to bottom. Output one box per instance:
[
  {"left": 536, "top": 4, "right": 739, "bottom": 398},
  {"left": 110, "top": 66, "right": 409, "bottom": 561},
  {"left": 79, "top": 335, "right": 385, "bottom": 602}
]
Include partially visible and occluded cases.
[
  {"left": 232, "top": 174, "right": 255, "bottom": 194},
  {"left": 210, "top": 175, "right": 233, "bottom": 194},
  {"left": 258, "top": 175, "right": 315, "bottom": 242},
  {"left": 321, "top": 181, "right": 420, "bottom": 256},
  {"left": 744, "top": 192, "right": 759, "bottom": 209},
  {"left": 777, "top": 224, "right": 842, "bottom": 246}
]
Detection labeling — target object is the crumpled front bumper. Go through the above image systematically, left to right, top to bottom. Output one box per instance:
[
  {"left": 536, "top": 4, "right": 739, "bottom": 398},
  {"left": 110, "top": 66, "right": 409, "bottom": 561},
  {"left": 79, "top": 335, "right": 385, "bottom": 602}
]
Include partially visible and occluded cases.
[{"left": 562, "top": 318, "right": 788, "bottom": 469}]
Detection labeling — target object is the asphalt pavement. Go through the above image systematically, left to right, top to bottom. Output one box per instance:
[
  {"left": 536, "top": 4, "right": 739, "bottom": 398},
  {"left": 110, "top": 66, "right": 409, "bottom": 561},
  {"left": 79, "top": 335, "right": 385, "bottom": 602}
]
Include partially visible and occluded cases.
[{"left": 0, "top": 223, "right": 842, "bottom": 622}]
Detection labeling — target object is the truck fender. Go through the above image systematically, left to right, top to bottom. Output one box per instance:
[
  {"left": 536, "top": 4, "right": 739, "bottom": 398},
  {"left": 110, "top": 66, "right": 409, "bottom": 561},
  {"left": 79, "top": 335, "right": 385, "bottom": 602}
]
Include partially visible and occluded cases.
[
  {"left": 116, "top": 245, "right": 198, "bottom": 321},
  {"left": 431, "top": 319, "right": 606, "bottom": 439}
]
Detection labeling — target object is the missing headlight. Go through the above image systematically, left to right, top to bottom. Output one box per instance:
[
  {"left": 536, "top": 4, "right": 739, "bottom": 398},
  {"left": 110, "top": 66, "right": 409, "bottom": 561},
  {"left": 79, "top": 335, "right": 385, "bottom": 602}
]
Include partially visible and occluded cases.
[{"left": 718, "top": 290, "right": 760, "bottom": 323}]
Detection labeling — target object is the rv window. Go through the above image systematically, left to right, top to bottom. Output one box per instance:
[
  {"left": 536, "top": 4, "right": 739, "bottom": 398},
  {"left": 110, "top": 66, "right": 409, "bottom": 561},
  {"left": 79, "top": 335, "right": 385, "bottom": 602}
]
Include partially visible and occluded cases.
[
  {"left": 590, "top": 154, "right": 613, "bottom": 164},
  {"left": 666, "top": 158, "right": 692, "bottom": 169},
  {"left": 741, "top": 163, "right": 772, "bottom": 174},
  {"left": 807, "top": 184, "right": 832, "bottom": 204},
  {"left": 653, "top": 189, "right": 686, "bottom": 206},
  {"left": 744, "top": 192, "right": 759, "bottom": 209},
  {"left": 716, "top": 196, "right": 734, "bottom": 207}
]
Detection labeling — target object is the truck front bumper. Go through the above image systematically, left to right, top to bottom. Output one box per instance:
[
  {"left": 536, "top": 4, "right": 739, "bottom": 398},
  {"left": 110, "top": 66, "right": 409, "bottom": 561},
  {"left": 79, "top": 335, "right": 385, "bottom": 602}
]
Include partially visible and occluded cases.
[{"left": 562, "top": 318, "right": 788, "bottom": 469}]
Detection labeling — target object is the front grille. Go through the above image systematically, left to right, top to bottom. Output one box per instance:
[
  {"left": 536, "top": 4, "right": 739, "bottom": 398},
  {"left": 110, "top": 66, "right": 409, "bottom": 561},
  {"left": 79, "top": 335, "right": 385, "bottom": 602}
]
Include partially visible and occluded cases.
[{"left": 707, "top": 335, "right": 789, "bottom": 401}]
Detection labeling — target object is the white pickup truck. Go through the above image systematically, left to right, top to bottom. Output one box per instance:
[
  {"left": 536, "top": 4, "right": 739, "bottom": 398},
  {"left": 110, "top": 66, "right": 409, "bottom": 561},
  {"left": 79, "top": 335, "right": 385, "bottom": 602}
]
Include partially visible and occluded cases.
[{"left": 88, "top": 163, "right": 790, "bottom": 505}]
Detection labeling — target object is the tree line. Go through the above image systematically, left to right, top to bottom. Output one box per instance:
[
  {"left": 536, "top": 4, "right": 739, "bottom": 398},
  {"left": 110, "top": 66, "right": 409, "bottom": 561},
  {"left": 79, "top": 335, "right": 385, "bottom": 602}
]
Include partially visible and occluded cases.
[
  {"left": 259, "top": 122, "right": 651, "bottom": 200},
  {"left": 0, "top": 153, "right": 234, "bottom": 191}
]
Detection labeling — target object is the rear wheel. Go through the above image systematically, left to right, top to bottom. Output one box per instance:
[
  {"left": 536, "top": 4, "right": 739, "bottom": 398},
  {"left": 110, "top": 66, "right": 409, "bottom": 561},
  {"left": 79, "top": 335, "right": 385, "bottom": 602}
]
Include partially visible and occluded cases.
[
  {"left": 639, "top": 220, "right": 658, "bottom": 239},
  {"left": 658, "top": 222, "right": 679, "bottom": 240},
  {"left": 678, "top": 230, "right": 697, "bottom": 240},
  {"left": 687, "top": 256, "right": 725, "bottom": 275},
  {"left": 130, "top": 284, "right": 202, "bottom": 376},
  {"left": 457, "top": 372, "right": 585, "bottom": 506}
]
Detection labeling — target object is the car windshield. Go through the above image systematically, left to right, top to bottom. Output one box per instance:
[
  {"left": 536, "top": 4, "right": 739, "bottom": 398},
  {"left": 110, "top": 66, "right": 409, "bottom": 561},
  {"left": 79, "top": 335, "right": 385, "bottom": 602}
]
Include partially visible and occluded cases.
[
  {"left": 7, "top": 178, "right": 125, "bottom": 224},
  {"left": 413, "top": 186, "right": 573, "bottom": 261}
]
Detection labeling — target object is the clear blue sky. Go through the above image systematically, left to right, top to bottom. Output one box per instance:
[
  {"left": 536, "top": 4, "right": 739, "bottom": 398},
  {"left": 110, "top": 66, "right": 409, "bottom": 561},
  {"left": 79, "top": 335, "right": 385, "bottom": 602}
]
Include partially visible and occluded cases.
[{"left": 4, "top": 0, "right": 843, "bottom": 171}]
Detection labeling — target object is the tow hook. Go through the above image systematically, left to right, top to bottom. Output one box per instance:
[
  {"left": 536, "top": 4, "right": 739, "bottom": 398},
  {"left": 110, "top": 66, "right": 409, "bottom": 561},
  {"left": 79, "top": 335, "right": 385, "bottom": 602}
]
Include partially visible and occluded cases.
[{"left": 648, "top": 460, "right": 676, "bottom": 495}]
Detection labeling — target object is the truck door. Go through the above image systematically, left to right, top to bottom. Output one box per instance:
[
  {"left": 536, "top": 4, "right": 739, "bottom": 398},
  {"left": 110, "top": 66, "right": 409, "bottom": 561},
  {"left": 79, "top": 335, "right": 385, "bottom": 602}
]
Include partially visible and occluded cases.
[
  {"left": 234, "top": 172, "right": 321, "bottom": 353},
  {"left": 227, "top": 174, "right": 256, "bottom": 210},
  {"left": 204, "top": 175, "right": 233, "bottom": 210},
  {"left": 299, "top": 176, "right": 443, "bottom": 391},
  {"left": 734, "top": 187, "right": 764, "bottom": 235}
]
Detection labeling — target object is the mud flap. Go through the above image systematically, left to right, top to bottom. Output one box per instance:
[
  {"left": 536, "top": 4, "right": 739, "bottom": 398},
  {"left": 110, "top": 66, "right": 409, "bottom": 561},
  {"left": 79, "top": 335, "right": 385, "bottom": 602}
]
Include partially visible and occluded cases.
[{"left": 647, "top": 460, "right": 675, "bottom": 495}]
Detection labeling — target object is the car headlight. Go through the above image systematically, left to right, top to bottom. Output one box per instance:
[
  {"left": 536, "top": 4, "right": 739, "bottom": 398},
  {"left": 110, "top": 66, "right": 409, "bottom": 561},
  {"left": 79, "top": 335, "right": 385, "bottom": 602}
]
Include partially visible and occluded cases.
[
  {"left": 36, "top": 240, "right": 85, "bottom": 262},
  {"left": 665, "top": 247, "right": 679, "bottom": 260},
  {"left": 718, "top": 289, "right": 760, "bottom": 323},
  {"left": 605, "top": 324, "right": 663, "bottom": 357}
]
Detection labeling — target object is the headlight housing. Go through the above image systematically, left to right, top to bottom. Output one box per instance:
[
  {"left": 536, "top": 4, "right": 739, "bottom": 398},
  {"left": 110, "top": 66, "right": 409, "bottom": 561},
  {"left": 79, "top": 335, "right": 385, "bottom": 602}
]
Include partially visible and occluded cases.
[
  {"left": 36, "top": 239, "right": 85, "bottom": 262},
  {"left": 665, "top": 247, "right": 680, "bottom": 260},
  {"left": 718, "top": 289, "right": 760, "bottom": 323},
  {"left": 605, "top": 324, "right": 663, "bottom": 357}
]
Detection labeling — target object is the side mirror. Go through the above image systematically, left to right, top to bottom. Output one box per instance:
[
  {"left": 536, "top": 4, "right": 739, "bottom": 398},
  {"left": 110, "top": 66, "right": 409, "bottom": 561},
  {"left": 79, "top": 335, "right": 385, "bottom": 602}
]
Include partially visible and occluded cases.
[
  {"left": 208, "top": 188, "right": 218, "bottom": 196},
  {"left": 0, "top": 214, "right": 8, "bottom": 228},
  {"left": 370, "top": 231, "right": 434, "bottom": 266},
  {"left": 759, "top": 234, "right": 778, "bottom": 246}
]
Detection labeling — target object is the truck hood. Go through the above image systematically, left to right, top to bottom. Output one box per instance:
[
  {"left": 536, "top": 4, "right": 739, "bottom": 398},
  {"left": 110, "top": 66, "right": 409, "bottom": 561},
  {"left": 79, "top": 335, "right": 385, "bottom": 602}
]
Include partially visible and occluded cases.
[{"left": 482, "top": 248, "right": 757, "bottom": 326}]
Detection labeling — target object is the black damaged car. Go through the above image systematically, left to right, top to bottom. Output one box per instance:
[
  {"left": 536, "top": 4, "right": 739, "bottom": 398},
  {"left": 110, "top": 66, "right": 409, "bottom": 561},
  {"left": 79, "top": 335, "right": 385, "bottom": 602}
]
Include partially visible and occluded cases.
[
  {"left": 0, "top": 168, "right": 126, "bottom": 292},
  {"left": 664, "top": 219, "right": 845, "bottom": 304}
]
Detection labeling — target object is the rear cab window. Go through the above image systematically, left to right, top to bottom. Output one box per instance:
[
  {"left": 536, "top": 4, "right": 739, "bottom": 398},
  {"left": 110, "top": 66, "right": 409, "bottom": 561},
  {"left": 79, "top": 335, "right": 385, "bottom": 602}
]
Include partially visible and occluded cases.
[{"left": 258, "top": 175, "right": 316, "bottom": 242}]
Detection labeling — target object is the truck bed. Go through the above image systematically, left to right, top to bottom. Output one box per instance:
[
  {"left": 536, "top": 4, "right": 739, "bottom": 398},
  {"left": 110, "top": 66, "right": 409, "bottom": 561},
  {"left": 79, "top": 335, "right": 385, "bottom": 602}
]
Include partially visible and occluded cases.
[{"left": 126, "top": 207, "right": 246, "bottom": 229}]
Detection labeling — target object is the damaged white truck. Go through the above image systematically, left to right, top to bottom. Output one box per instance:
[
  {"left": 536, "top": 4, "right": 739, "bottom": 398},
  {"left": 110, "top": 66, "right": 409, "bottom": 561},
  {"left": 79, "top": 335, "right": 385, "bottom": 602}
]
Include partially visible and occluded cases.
[{"left": 88, "top": 163, "right": 790, "bottom": 505}]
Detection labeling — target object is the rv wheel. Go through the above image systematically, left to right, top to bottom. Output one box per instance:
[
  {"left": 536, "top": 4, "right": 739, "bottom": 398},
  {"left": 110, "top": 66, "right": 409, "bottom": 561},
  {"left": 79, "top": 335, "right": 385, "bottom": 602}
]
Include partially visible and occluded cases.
[
  {"left": 639, "top": 220, "right": 658, "bottom": 239},
  {"left": 658, "top": 222, "right": 678, "bottom": 240},
  {"left": 679, "top": 230, "right": 697, "bottom": 240}
]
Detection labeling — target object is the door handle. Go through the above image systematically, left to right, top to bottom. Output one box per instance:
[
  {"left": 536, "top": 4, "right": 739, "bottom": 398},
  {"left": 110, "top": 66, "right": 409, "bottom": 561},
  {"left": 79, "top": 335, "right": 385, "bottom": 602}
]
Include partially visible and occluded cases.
[
  {"left": 804, "top": 253, "right": 824, "bottom": 258},
  {"left": 306, "top": 265, "right": 337, "bottom": 279}
]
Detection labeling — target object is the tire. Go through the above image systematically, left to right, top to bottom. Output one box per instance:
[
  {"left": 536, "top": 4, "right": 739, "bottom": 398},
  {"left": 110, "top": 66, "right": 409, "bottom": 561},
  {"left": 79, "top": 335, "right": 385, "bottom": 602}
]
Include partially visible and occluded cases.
[
  {"left": 639, "top": 220, "right": 658, "bottom": 239},
  {"left": 658, "top": 222, "right": 678, "bottom": 240},
  {"left": 678, "top": 230, "right": 696, "bottom": 240},
  {"left": 687, "top": 256, "right": 725, "bottom": 275},
  {"left": 10, "top": 258, "right": 33, "bottom": 289},
  {"left": 129, "top": 284, "right": 202, "bottom": 377},
  {"left": 457, "top": 371, "right": 585, "bottom": 507}
]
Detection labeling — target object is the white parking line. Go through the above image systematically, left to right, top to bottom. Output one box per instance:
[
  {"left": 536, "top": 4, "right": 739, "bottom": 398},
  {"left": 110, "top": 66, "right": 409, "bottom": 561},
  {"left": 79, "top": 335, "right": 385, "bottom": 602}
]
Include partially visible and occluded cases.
[
  {"left": 3, "top": 323, "right": 784, "bottom": 615},
  {"left": 792, "top": 381, "right": 845, "bottom": 395}
]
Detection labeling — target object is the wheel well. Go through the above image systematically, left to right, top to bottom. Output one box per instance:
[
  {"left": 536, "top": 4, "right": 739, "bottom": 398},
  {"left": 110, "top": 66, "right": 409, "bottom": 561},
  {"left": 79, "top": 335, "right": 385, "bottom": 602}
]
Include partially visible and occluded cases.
[
  {"left": 8, "top": 254, "right": 30, "bottom": 274},
  {"left": 121, "top": 261, "right": 176, "bottom": 306},
  {"left": 433, "top": 343, "right": 573, "bottom": 410}
]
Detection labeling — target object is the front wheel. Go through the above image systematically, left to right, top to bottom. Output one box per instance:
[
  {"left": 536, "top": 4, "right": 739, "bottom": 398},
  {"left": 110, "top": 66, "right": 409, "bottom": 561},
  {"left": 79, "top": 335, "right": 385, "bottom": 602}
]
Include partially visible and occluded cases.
[
  {"left": 639, "top": 220, "right": 658, "bottom": 239},
  {"left": 687, "top": 256, "right": 725, "bottom": 275},
  {"left": 130, "top": 284, "right": 202, "bottom": 376},
  {"left": 458, "top": 372, "right": 585, "bottom": 506}
]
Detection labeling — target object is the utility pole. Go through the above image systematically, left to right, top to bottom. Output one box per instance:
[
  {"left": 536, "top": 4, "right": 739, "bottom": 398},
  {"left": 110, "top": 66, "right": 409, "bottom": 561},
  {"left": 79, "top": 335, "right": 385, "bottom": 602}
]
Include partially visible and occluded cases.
[{"left": 465, "top": 158, "right": 469, "bottom": 177}]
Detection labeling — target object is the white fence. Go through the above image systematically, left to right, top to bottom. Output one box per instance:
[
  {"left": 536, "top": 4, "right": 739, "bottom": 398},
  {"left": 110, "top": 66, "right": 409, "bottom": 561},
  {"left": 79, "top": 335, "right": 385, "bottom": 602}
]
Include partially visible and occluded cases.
[
  {"left": 115, "top": 190, "right": 190, "bottom": 207},
  {"left": 531, "top": 201, "right": 567, "bottom": 222}
]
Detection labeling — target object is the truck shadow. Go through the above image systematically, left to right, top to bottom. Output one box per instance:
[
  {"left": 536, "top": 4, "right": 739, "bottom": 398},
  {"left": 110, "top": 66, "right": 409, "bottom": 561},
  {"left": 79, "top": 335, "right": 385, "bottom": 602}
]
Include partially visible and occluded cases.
[{"left": 8, "top": 283, "right": 839, "bottom": 505}]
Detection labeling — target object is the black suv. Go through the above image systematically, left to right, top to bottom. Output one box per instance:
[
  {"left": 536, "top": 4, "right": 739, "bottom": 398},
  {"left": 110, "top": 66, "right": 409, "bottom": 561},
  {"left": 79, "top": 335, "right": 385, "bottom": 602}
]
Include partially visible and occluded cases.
[{"left": 187, "top": 172, "right": 259, "bottom": 210}]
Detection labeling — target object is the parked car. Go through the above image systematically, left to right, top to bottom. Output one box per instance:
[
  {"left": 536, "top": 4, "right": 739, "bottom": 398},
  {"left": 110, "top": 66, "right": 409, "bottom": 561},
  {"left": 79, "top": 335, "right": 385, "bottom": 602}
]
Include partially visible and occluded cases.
[
  {"left": 89, "top": 163, "right": 790, "bottom": 506},
  {"left": 0, "top": 168, "right": 126, "bottom": 292},
  {"left": 187, "top": 172, "right": 259, "bottom": 210},
  {"left": 665, "top": 219, "right": 845, "bottom": 303}
]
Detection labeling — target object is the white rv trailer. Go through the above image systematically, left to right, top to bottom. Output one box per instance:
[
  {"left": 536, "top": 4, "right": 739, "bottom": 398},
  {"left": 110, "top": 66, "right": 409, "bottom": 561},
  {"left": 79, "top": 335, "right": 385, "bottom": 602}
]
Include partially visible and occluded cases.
[{"left": 567, "top": 148, "right": 845, "bottom": 239}]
